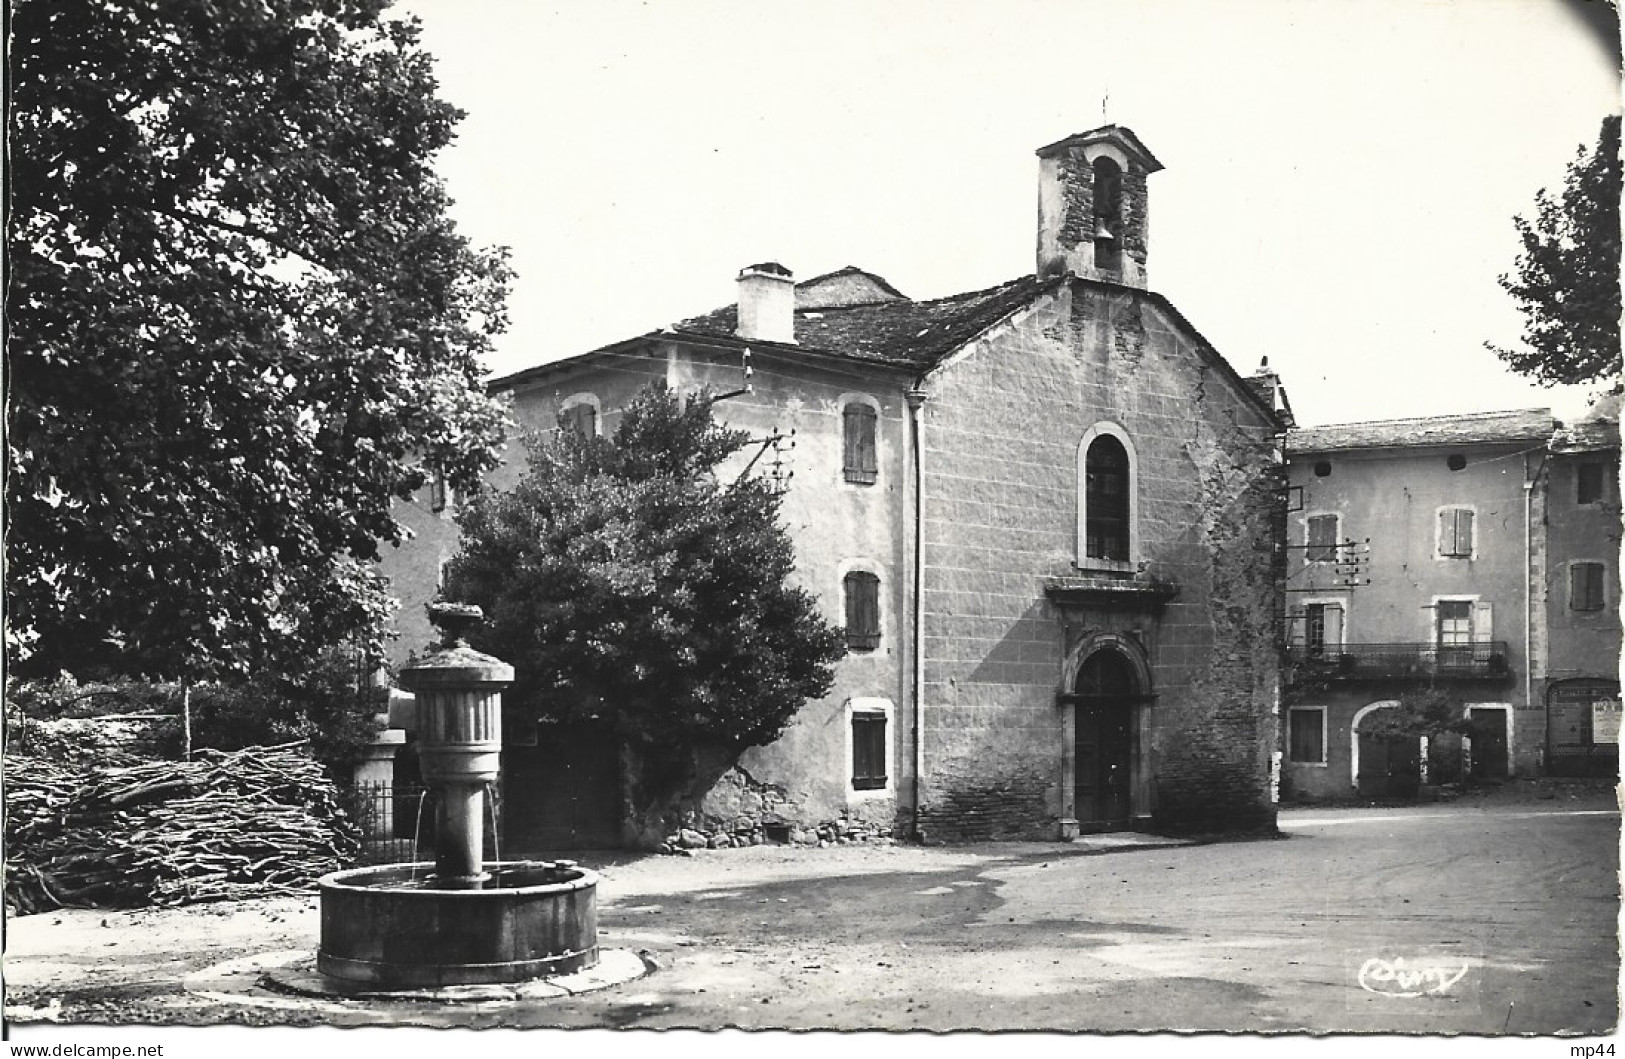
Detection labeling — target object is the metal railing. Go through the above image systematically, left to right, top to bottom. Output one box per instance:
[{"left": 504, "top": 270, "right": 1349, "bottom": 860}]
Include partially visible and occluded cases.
[
  {"left": 1286, "top": 641, "right": 1511, "bottom": 681},
  {"left": 340, "top": 782, "right": 503, "bottom": 866}
]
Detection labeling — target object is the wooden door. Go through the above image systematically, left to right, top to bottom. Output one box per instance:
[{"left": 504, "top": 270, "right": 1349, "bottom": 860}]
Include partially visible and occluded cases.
[
  {"left": 1076, "top": 703, "right": 1133, "bottom": 826},
  {"left": 1468, "top": 709, "right": 1509, "bottom": 781},
  {"left": 1357, "top": 730, "right": 1421, "bottom": 799}
]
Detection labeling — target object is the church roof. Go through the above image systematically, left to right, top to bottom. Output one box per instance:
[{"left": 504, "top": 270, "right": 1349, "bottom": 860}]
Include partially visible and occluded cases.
[
  {"left": 490, "top": 271, "right": 1279, "bottom": 427},
  {"left": 671, "top": 275, "right": 1053, "bottom": 371}
]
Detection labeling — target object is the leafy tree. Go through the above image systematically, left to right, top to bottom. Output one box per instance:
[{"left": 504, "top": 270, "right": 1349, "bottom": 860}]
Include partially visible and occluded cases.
[
  {"left": 7, "top": 0, "right": 511, "bottom": 679},
  {"left": 1488, "top": 115, "right": 1622, "bottom": 389},
  {"left": 444, "top": 384, "right": 846, "bottom": 798},
  {"left": 1356, "top": 688, "right": 1471, "bottom": 742}
]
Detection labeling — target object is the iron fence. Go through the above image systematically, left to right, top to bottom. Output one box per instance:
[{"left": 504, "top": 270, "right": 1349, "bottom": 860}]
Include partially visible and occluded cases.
[{"left": 340, "top": 781, "right": 504, "bottom": 866}]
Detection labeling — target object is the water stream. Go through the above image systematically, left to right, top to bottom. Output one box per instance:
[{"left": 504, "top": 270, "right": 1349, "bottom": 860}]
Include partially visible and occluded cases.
[
  {"left": 485, "top": 781, "right": 501, "bottom": 870},
  {"left": 410, "top": 788, "right": 429, "bottom": 881}
]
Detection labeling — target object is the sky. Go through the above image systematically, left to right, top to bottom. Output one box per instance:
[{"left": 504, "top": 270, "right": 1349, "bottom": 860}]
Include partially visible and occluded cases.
[{"left": 395, "top": 0, "right": 1621, "bottom": 427}]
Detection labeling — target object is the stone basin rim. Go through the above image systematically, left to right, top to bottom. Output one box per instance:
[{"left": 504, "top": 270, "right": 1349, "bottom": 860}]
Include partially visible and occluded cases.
[{"left": 319, "top": 861, "right": 600, "bottom": 896}]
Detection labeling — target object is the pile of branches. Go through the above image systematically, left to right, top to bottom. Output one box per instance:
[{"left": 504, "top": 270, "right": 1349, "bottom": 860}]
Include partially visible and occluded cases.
[{"left": 5, "top": 743, "right": 359, "bottom": 914}]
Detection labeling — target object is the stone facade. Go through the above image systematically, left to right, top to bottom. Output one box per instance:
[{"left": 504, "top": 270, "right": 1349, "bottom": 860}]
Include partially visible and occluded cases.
[
  {"left": 375, "top": 125, "right": 1287, "bottom": 848},
  {"left": 914, "top": 283, "right": 1281, "bottom": 839},
  {"left": 1280, "top": 405, "right": 1622, "bottom": 801},
  {"left": 1540, "top": 409, "right": 1622, "bottom": 776}
]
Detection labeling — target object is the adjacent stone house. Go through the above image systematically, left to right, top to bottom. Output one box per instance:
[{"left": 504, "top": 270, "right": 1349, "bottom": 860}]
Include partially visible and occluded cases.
[
  {"left": 378, "top": 124, "right": 1288, "bottom": 848},
  {"left": 1540, "top": 399, "right": 1621, "bottom": 777},
  {"left": 1279, "top": 403, "right": 1621, "bottom": 800}
]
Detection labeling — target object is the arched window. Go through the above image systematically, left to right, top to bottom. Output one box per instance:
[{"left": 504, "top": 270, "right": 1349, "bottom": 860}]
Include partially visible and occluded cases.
[
  {"left": 1092, "top": 157, "right": 1123, "bottom": 271},
  {"left": 559, "top": 392, "right": 601, "bottom": 437},
  {"left": 1084, "top": 434, "right": 1130, "bottom": 561}
]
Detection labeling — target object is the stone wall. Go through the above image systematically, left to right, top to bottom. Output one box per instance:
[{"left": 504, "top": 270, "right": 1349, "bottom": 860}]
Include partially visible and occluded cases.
[
  {"left": 915, "top": 280, "right": 1281, "bottom": 839},
  {"left": 658, "top": 764, "right": 899, "bottom": 851}
]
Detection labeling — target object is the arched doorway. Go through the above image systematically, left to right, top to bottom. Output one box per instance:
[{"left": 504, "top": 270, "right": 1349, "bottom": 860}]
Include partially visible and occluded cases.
[
  {"left": 1072, "top": 649, "right": 1139, "bottom": 828},
  {"left": 1351, "top": 701, "right": 1422, "bottom": 800}
]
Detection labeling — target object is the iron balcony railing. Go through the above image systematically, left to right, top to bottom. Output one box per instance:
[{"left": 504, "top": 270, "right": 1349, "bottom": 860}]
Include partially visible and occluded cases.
[{"left": 1287, "top": 641, "right": 1511, "bottom": 681}]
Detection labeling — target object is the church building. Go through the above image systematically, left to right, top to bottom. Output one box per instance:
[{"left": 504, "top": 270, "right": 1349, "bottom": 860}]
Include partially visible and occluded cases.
[{"left": 379, "top": 125, "right": 1288, "bottom": 848}]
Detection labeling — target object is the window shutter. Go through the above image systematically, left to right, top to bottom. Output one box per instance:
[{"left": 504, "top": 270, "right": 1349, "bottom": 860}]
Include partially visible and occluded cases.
[
  {"left": 563, "top": 403, "right": 596, "bottom": 437},
  {"left": 844, "top": 403, "right": 877, "bottom": 484},
  {"left": 1440, "top": 509, "right": 1472, "bottom": 557},
  {"left": 1306, "top": 515, "right": 1337, "bottom": 562},
  {"left": 1573, "top": 563, "right": 1606, "bottom": 611},
  {"left": 844, "top": 571, "right": 881, "bottom": 650},
  {"left": 1473, "top": 601, "right": 1493, "bottom": 643},
  {"left": 1324, "top": 603, "right": 1344, "bottom": 649},
  {"left": 1287, "top": 607, "right": 1307, "bottom": 648},
  {"left": 1289, "top": 709, "right": 1324, "bottom": 763},
  {"left": 852, "top": 712, "right": 887, "bottom": 790}
]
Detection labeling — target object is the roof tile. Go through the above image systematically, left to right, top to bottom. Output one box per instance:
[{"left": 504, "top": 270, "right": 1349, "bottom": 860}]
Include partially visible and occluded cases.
[{"left": 1287, "top": 409, "right": 1554, "bottom": 454}]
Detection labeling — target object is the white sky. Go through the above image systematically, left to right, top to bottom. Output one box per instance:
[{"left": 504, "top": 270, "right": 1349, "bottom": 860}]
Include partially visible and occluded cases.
[{"left": 397, "top": 0, "right": 1620, "bottom": 427}]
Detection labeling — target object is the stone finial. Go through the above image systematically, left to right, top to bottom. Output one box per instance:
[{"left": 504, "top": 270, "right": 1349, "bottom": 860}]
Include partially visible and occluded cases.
[{"left": 427, "top": 601, "right": 484, "bottom": 649}]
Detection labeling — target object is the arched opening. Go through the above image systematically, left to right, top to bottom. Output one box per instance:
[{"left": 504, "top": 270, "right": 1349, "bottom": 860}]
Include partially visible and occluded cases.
[
  {"left": 1092, "top": 156, "right": 1123, "bottom": 271},
  {"left": 1084, "top": 435, "right": 1131, "bottom": 561},
  {"left": 1072, "top": 649, "right": 1139, "bottom": 827},
  {"left": 1351, "top": 701, "right": 1422, "bottom": 800}
]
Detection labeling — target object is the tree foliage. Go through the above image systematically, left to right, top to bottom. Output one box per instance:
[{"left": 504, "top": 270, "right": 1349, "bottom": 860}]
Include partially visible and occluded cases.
[
  {"left": 7, "top": 0, "right": 511, "bottom": 678},
  {"left": 1489, "top": 115, "right": 1622, "bottom": 389},
  {"left": 444, "top": 384, "right": 846, "bottom": 780},
  {"left": 1356, "top": 688, "right": 1471, "bottom": 741}
]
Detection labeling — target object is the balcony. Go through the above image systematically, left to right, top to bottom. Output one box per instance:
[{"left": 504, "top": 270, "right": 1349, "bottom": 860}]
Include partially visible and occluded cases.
[{"left": 1287, "top": 642, "right": 1512, "bottom": 682}]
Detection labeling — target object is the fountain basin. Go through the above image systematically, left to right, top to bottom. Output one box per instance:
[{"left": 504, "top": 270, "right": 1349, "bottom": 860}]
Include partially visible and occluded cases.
[{"left": 316, "top": 861, "right": 599, "bottom": 987}]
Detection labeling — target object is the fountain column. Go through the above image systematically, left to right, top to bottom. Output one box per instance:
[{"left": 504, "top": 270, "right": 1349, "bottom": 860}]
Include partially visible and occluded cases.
[
  {"left": 316, "top": 601, "right": 601, "bottom": 987},
  {"left": 398, "top": 602, "right": 512, "bottom": 889}
]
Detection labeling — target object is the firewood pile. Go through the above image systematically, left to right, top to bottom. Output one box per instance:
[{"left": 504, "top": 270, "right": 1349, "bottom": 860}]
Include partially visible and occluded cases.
[{"left": 5, "top": 743, "right": 359, "bottom": 914}]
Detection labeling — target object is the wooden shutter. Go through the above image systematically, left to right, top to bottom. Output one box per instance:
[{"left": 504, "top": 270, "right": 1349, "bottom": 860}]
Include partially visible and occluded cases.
[
  {"left": 564, "top": 403, "right": 596, "bottom": 437},
  {"left": 843, "top": 403, "right": 877, "bottom": 484},
  {"left": 1439, "top": 509, "right": 1472, "bottom": 557},
  {"left": 1306, "top": 515, "right": 1337, "bottom": 562},
  {"left": 1573, "top": 564, "right": 1605, "bottom": 611},
  {"left": 844, "top": 571, "right": 881, "bottom": 650},
  {"left": 1472, "top": 600, "right": 1493, "bottom": 642},
  {"left": 1323, "top": 603, "right": 1344, "bottom": 650},
  {"left": 1287, "top": 607, "right": 1307, "bottom": 649},
  {"left": 1289, "top": 709, "right": 1323, "bottom": 763},
  {"left": 852, "top": 712, "right": 887, "bottom": 789}
]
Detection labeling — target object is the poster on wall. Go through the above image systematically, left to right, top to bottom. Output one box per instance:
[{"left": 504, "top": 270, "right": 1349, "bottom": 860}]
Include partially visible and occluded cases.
[{"left": 1590, "top": 698, "right": 1621, "bottom": 744}]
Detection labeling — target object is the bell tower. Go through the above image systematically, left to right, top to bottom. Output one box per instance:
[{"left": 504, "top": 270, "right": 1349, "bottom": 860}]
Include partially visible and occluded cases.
[{"left": 1036, "top": 125, "right": 1163, "bottom": 288}]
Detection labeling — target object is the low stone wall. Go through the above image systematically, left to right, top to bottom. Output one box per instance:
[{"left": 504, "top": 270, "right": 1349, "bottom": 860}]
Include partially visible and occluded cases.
[{"left": 660, "top": 817, "right": 896, "bottom": 853}]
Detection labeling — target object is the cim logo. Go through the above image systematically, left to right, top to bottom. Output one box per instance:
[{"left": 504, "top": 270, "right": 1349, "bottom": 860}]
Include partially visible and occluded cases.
[{"left": 1357, "top": 956, "right": 1470, "bottom": 998}]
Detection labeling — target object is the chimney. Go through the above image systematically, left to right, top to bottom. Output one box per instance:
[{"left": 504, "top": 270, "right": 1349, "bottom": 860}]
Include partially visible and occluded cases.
[
  {"left": 1035, "top": 125, "right": 1162, "bottom": 289},
  {"left": 736, "top": 262, "right": 796, "bottom": 344},
  {"left": 1247, "top": 357, "right": 1297, "bottom": 429}
]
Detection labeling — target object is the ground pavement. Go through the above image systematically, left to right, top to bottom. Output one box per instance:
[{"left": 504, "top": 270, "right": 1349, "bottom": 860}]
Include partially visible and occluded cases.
[{"left": 4, "top": 778, "right": 1618, "bottom": 1038}]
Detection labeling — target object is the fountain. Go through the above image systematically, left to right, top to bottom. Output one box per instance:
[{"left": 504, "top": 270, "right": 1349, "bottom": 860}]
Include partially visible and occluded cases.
[{"left": 314, "top": 603, "right": 601, "bottom": 988}]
